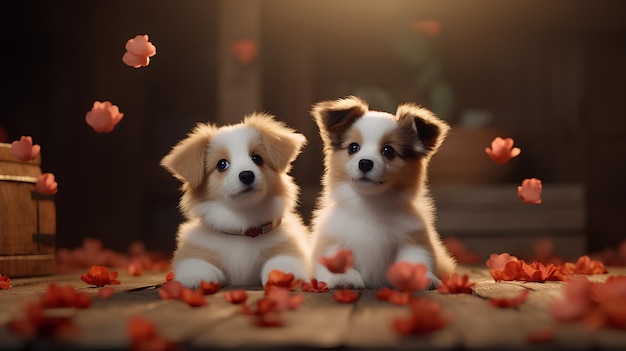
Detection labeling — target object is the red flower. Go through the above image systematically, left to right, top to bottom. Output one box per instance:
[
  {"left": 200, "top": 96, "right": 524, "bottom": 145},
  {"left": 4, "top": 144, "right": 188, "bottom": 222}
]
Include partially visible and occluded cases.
[
  {"left": 11, "top": 136, "right": 41, "bottom": 161},
  {"left": 485, "top": 136, "right": 521, "bottom": 164},
  {"left": 518, "top": 178, "right": 543, "bottom": 204},
  {"left": 318, "top": 248, "right": 354, "bottom": 274},
  {"left": 486, "top": 253, "right": 519, "bottom": 271},
  {"left": 561, "top": 255, "right": 608, "bottom": 275},
  {"left": 490, "top": 259, "right": 564, "bottom": 282},
  {"left": 387, "top": 261, "right": 430, "bottom": 292},
  {"left": 81, "top": 266, "right": 121, "bottom": 287},
  {"left": 264, "top": 270, "right": 302, "bottom": 293},
  {"left": 165, "top": 272, "right": 175, "bottom": 282},
  {"left": 437, "top": 273, "right": 475, "bottom": 294},
  {"left": 0, "top": 274, "right": 11, "bottom": 290},
  {"left": 550, "top": 276, "right": 595, "bottom": 322},
  {"left": 301, "top": 279, "right": 329, "bottom": 293},
  {"left": 158, "top": 281, "right": 183, "bottom": 300},
  {"left": 199, "top": 281, "right": 221, "bottom": 295},
  {"left": 41, "top": 283, "right": 92, "bottom": 309},
  {"left": 265, "top": 286, "right": 304, "bottom": 311},
  {"left": 97, "top": 287, "right": 116, "bottom": 299},
  {"left": 375, "top": 287, "right": 394, "bottom": 301},
  {"left": 180, "top": 288, "right": 207, "bottom": 307},
  {"left": 332, "top": 289, "right": 360, "bottom": 303},
  {"left": 489, "top": 289, "right": 530, "bottom": 308},
  {"left": 224, "top": 290, "right": 248, "bottom": 304},
  {"left": 393, "top": 298, "right": 448, "bottom": 334},
  {"left": 8, "top": 301, "right": 78, "bottom": 340},
  {"left": 128, "top": 317, "right": 177, "bottom": 351}
]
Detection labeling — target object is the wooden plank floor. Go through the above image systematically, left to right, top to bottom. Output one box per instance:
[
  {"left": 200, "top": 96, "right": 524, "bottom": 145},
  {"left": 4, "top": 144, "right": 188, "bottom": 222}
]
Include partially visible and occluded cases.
[{"left": 1, "top": 266, "right": 626, "bottom": 350}]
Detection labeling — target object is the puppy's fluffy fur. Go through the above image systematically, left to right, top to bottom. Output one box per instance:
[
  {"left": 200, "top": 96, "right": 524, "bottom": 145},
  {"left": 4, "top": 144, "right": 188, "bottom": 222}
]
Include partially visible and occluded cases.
[
  {"left": 310, "top": 96, "right": 456, "bottom": 289},
  {"left": 161, "top": 113, "right": 310, "bottom": 288}
]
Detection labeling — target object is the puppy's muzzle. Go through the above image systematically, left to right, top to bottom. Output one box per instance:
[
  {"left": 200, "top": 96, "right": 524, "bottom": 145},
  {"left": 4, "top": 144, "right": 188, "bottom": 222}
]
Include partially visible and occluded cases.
[
  {"left": 358, "top": 159, "right": 374, "bottom": 173},
  {"left": 239, "top": 170, "right": 255, "bottom": 185}
]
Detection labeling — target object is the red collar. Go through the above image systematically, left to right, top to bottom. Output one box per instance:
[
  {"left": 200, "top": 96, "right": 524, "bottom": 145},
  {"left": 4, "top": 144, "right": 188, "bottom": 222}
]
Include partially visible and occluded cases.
[{"left": 221, "top": 218, "right": 282, "bottom": 238}]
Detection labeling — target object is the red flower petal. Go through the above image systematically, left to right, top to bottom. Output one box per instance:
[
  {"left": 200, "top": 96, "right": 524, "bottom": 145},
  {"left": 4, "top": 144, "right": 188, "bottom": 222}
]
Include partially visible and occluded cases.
[
  {"left": 85, "top": 101, "right": 124, "bottom": 133},
  {"left": 11, "top": 136, "right": 41, "bottom": 161},
  {"left": 485, "top": 137, "right": 521, "bottom": 164},
  {"left": 35, "top": 173, "right": 58, "bottom": 195},
  {"left": 517, "top": 178, "right": 542, "bottom": 204},
  {"left": 318, "top": 248, "right": 354, "bottom": 274},
  {"left": 486, "top": 253, "right": 519, "bottom": 271},
  {"left": 561, "top": 255, "right": 608, "bottom": 275},
  {"left": 127, "top": 258, "right": 144, "bottom": 276},
  {"left": 387, "top": 261, "right": 430, "bottom": 292},
  {"left": 80, "top": 266, "right": 121, "bottom": 287},
  {"left": 264, "top": 270, "right": 302, "bottom": 293},
  {"left": 165, "top": 272, "right": 175, "bottom": 282},
  {"left": 437, "top": 273, "right": 475, "bottom": 294},
  {"left": 0, "top": 274, "right": 11, "bottom": 290},
  {"left": 301, "top": 279, "right": 329, "bottom": 293},
  {"left": 158, "top": 281, "right": 183, "bottom": 300},
  {"left": 199, "top": 281, "right": 221, "bottom": 295},
  {"left": 40, "top": 283, "right": 92, "bottom": 309},
  {"left": 97, "top": 287, "right": 116, "bottom": 299},
  {"left": 375, "top": 287, "right": 394, "bottom": 301},
  {"left": 180, "top": 288, "right": 207, "bottom": 307},
  {"left": 332, "top": 289, "right": 360, "bottom": 303},
  {"left": 489, "top": 289, "right": 530, "bottom": 308},
  {"left": 224, "top": 290, "right": 248, "bottom": 304},
  {"left": 387, "top": 291, "right": 413, "bottom": 305},
  {"left": 393, "top": 298, "right": 448, "bottom": 334},
  {"left": 128, "top": 317, "right": 177, "bottom": 351}
]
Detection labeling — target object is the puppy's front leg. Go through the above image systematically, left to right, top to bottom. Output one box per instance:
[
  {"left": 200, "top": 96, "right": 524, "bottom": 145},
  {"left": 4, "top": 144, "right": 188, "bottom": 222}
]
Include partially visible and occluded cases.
[
  {"left": 314, "top": 245, "right": 365, "bottom": 289},
  {"left": 395, "top": 245, "right": 441, "bottom": 289},
  {"left": 261, "top": 255, "right": 308, "bottom": 286},
  {"left": 174, "top": 258, "right": 225, "bottom": 289}
]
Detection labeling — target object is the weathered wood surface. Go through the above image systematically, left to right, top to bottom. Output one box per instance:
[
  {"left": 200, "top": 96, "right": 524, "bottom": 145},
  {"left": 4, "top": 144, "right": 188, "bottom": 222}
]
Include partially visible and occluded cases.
[{"left": 1, "top": 266, "right": 625, "bottom": 350}]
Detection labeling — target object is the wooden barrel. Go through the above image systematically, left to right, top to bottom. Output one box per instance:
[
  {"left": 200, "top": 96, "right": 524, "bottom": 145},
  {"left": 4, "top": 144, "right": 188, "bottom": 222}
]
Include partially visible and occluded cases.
[{"left": 0, "top": 142, "right": 56, "bottom": 277}]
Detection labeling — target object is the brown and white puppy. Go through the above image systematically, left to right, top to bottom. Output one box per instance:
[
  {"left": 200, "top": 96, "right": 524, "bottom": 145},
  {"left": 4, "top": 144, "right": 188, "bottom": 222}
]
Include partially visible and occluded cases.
[
  {"left": 310, "top": 96, "right": 456, "bottom": 289},
  {"left": 161, "top": 113, "right": 310, "bottom": 288}
]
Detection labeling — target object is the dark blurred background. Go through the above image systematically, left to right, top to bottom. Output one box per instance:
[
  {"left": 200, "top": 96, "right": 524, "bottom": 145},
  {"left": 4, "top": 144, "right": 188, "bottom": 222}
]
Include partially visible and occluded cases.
[{"left": 1, "top": 0, "right": 625, "bottom": 261}]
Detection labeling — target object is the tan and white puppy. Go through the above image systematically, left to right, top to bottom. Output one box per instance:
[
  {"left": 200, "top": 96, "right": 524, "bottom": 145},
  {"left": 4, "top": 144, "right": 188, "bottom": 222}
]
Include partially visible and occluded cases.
[
  {"left": 310, "top": 96, "right": 456, "bottom": 289},
  {"left": 161, "top": 113, "right": 310, "bottom": 288}
]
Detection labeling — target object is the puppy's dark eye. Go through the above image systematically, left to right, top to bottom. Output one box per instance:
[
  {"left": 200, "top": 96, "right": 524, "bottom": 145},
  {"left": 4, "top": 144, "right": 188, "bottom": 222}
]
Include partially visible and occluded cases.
[
  {"left": 348, "top": 143, "right": 360, "bottom": 155},
  {"left": 382, "top": 145, "right": 396, "bottom": 160},
  {"left": 251, "top": 154, "right": 263, "bottom": 166},
  {"left": 216, "top": 159, "right": 230, "bottom": 172}
]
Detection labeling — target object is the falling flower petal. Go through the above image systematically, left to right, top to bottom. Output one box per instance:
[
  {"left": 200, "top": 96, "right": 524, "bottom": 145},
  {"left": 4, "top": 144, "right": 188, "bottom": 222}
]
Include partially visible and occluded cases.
[
  {"left": 123, "top": 35, "right": 156, "bottom": 68},
  {"left": 230, "top": 39, "right": 258, "bottom": 66},
  {"left": 85, "top": 101, "right": 124, "bottom": 133},
  {"left": 11, "top": 136, "right": 41, "bottom": 161},
  {"left": 485, "top": 136, "right": 521, "bottom": 164},
  {"left": 35, "top": 173, "right": 58, "bottom": 195},
  {"left": 518, "top": 178, "right": 542, "bottom": 204},
  {"left": 318, "top": 248, "right": 354, "bottom": 274},
  {"left": 486, "top": 253, "right": 519, "bottom": 271},
  {"left": 127, "top": 258, "right": 144, "bottom": 276},
  {"left": 387, "top": 261, "right": 430, "bottom": 292},
  {"left": 80, "top": 266, "right": 121, "bottom": 287},
  {"left": 264, "top": 270, "right": 302, "bottom": 293},
  {"left": 437, "top": 273, "right": 475, "bottom": 294},
  {"left": 0, "top": 274, "right": 11, "bottom": 290},
  {"left": 550, "top": 276, "right": 594, "bottom": 322},
  {"left": 301, "top": 279, "right": 329, "bottom": 293},
  {"left": 158, "top": 281, "right": 183, "bottom": 300},
  {"left": 199, "top": 281, "right": 221, "bottom": 295},
  {"left": 97, "top": 287, "right": 116, "bottom": 299},
  {"left": 180, "top": 288, "right": 207, "bottom": 307},
  {"left": 332, "top": 289, "right": 360, "bottom": 303},
  {"left": 489, "top": 289, "right": 530, "bottom": 308},
  {"left": 224, "top": 290, "right": 248, "bottom": 304},
  {"left": 393, "top": 298, "right": 448, "bottom": 334}
]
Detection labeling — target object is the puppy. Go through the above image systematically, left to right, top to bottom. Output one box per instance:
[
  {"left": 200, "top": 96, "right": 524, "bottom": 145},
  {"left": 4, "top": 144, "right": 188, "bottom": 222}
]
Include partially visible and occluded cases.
[
  {"left": 310, "top": 96, "right": 456, "bottom": 289},
  {"left": 161, "top": 113, "right": 310, "bottom": 288}
]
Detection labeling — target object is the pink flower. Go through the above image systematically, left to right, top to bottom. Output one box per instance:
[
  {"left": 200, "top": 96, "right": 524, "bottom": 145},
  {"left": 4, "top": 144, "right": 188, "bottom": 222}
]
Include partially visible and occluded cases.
[
  {"left": 122, "top": 35, "right": 156, "bottom": 68},
  {"left": 85, "top": 101, "right": 124, "bottom": 133},
  {"left": 11, "top": 136, "right": 40, "bottom": 161},
  {"left": 485, "top": 137, "right": 521, "bottom": 164},
  {"left": 35, "top": 173, "right": 58, "bottom": 195},
  {"left": 518, "top": 178, "right": 543, "bottom": 204},
  {"left": 318, "top": 248, "right": 354, "bottom": 274},
  {"left": 486, "top": 253, "right": 519, "bottom": 271},
  {"left": 387, "top": 261, "right": 430, "bottom": 292}
]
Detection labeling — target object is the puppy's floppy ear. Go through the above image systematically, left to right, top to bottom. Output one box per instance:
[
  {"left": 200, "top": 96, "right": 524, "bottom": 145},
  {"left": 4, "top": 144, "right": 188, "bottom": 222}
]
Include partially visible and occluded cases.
[
  {"left": 311, "top": 96, "right": 368, "bottom": 149},
  {"left": 396, "top": 103, "right": 450, "bottom": 155},
  {"left": 244, "top": 113, "right": 307, "bottom": 172},
  {"left": 161, "top": 123, "right": 217, "bottom": 188}
]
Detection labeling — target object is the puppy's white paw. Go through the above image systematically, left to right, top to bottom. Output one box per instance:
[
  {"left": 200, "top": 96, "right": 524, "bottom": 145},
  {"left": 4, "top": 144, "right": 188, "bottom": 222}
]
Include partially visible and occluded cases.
[
  {"left": 174, "top": 258, "right": 225, "bottom": 289},
  {"left": 315, "top": 266, "right": 365, "bottom": 289}
]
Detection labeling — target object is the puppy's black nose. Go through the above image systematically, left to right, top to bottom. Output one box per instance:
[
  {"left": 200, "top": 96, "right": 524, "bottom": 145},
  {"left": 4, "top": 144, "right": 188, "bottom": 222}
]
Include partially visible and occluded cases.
[
  {"left": 358, "top": 159, "right": 374, "bottom": 172},
  {"left": 239, "top": 171, "right": 255, "bottom": 185}
]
